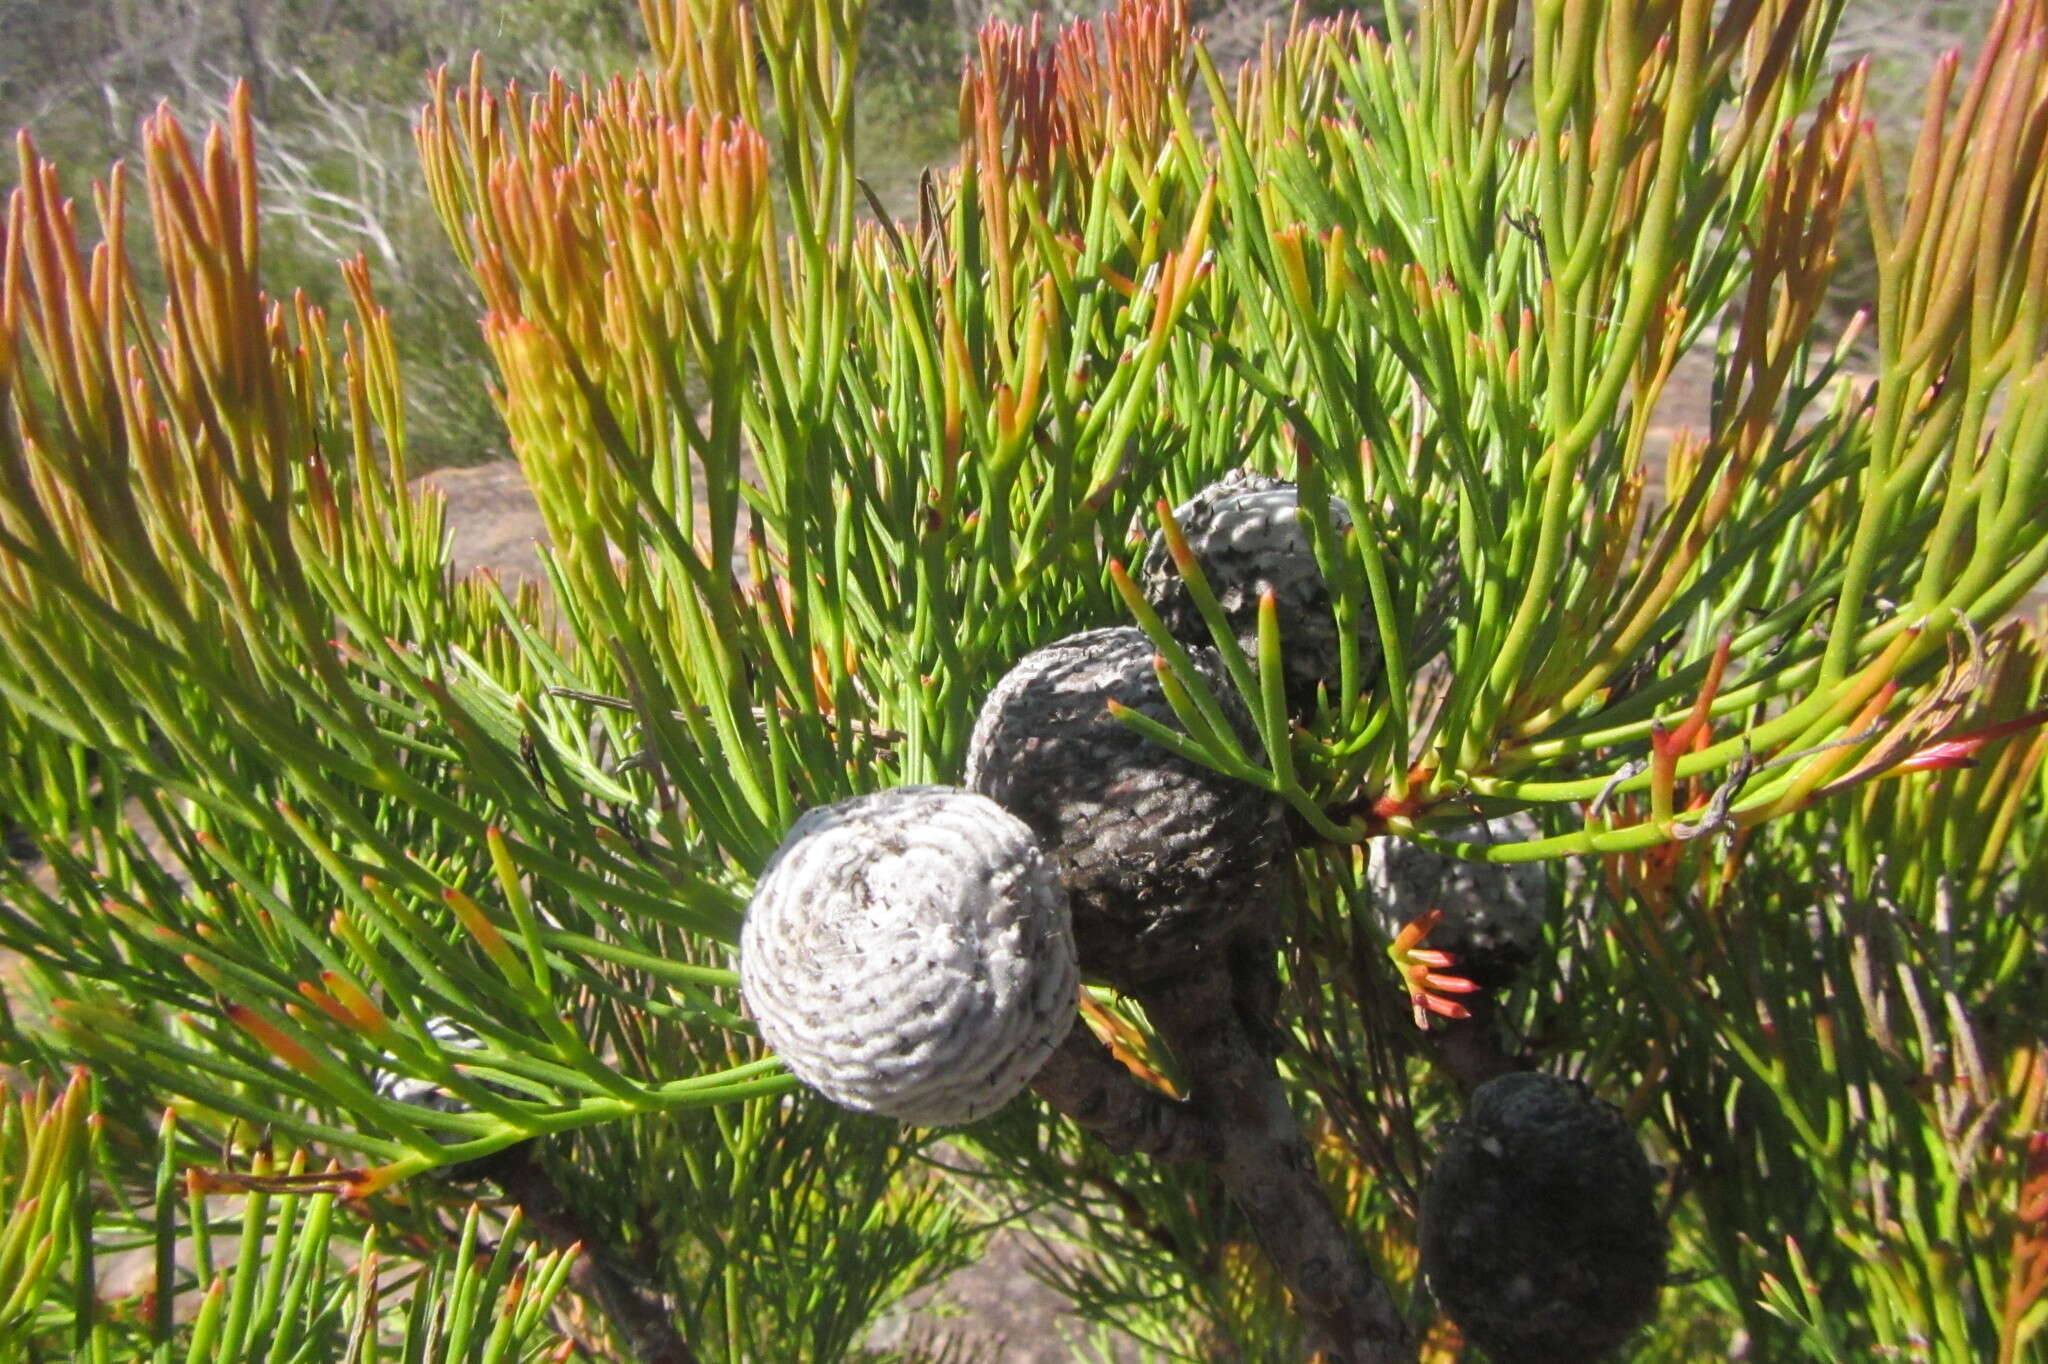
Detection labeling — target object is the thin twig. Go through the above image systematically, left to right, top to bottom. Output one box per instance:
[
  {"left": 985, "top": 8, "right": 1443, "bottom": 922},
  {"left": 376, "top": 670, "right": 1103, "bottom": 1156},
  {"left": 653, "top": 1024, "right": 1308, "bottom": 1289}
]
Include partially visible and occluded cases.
[{"left": 1426, "top": 994, "right": 1520, "bottom": 1096}]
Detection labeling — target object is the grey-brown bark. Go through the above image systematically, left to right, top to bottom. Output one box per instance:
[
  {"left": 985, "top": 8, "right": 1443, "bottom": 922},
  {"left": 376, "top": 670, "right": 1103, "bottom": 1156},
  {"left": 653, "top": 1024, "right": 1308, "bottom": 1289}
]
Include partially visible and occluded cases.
[
  {"left": 1135, "top": 966, "right": 1414, "bottom": 1364},
  {"left": 1428, "top": 995, "right": 1521, "bottom": 1096},
  {"left": 1028, "top": 1020, "right": 1220, "bottom": 1164}
]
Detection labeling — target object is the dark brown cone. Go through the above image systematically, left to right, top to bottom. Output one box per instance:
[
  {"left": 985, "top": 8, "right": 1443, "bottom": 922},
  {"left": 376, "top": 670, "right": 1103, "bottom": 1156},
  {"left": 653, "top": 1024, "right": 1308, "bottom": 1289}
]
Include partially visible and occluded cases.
[
  {"left": 1138, "top": 470, "right": 1375, "bottom": 716},
  {"left": 964, "top": 626, "right": 1289, "bottom": 991},
  {"left": 1420, "top": 1072, "right": 1667, "bottom": 1363}
]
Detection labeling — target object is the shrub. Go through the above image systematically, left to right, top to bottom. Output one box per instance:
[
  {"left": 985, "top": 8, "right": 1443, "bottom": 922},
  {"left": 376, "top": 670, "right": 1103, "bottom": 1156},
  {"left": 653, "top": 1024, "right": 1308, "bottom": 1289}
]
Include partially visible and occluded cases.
[{"left": 1, "top": 0, "right": 2044, "bottom": 1359}]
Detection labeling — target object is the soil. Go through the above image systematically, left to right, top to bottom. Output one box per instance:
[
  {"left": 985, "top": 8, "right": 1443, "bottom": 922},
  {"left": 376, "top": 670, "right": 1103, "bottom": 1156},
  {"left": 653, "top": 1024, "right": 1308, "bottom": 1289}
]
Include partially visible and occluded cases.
[
  {"left": 415, "top": 459, "right": 554, "bottom": 586},
  {"left": 870, "top": 1223, "right": 1140, "bottom": 1363}
]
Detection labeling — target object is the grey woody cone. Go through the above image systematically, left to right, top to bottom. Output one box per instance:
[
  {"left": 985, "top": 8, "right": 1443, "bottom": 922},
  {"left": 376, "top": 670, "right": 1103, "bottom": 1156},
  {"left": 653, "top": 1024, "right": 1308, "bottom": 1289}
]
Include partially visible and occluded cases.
[
  {"left": 1138, "top": 469, "right": 1377, "bottom": 715},
  {"left": 965, "top": 626, "right": 1289, "bottom": 990},
  {"left": 740, "top": 786, "right": 1079, "bottom": 1126},
  {"left": 1366, "top": 812, "right": 1548, "bottom": 988},
  {"left": 371, "top": 1016, "right": 495, "bottom": 1114},
  {"left": 371, "top": 1017, "right": 530, "bottom": 1183},
  {"left": 1421, "top": 1072, "right": 1667, "bottom": 1364}
]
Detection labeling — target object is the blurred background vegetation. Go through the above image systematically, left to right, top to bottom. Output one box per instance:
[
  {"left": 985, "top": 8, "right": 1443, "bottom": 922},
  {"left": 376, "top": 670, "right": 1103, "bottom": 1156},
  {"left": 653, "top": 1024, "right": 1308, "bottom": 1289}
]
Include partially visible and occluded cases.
[{"left": 0, "top": 0, "right": 955, "bottom": 471}]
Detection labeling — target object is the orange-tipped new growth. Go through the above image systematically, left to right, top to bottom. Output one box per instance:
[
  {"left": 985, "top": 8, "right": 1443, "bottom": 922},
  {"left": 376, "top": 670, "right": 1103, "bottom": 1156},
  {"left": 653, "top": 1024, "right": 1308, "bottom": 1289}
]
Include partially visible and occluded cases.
[
  {"left": 1389, "top": 910, "right": 1482, "bottom": 1030},
  {"left": 225, "top": 1003, "right": 322, "bottom": 1078}
]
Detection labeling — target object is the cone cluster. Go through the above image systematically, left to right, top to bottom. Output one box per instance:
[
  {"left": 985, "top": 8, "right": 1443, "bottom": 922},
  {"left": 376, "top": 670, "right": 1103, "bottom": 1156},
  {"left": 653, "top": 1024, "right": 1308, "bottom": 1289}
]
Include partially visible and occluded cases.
[
  {"left": 740, "top": 473, "right": 1329, "bottom": 1124},
  {"left": 737, "top": 477, "right": 1594, "bottom": 1227}
]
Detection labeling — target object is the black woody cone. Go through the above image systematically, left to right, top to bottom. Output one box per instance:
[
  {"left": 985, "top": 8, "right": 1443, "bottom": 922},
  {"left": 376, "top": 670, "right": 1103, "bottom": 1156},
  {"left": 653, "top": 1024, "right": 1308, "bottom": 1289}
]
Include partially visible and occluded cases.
[
  {"left": 1139, "top": 470, "right": 1377, "bottom": 716},
  {"left": 965, "top": 625, "right": 1289, "bottom": 991},
  {"left": 1367, "top": 812, "right": 1548, "bottom": 990},
  {"left": 371, "top": 1016, "right": 532, "bottom": 1185},
  {"left": 1421, "top": 1071, "right": 1667, "bottom": 1364}
]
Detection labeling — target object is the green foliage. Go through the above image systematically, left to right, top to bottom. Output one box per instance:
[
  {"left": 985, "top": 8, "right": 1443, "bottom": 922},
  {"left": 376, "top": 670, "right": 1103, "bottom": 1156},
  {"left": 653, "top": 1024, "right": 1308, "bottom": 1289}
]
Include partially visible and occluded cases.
[
  {"left": 0, "top": 0, "right": 660, "bottom": 474},
  {"left": 1, "top": 0, "right": 2045, "bottom": 1358},
  {"left": 1629, "top": 629, "right": 2048, "bottom": 1362},
  {"left": 0, "top": 1062, "right": 576, "bottom": 1362},
  {"left": 553, "top": 1101, "right": 973, "bottom": 1361}
]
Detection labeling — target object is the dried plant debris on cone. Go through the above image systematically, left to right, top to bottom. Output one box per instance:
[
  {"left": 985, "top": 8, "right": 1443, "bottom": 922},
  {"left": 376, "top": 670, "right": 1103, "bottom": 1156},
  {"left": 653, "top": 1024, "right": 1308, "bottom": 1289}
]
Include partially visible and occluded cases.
[
  {"left": 1139, "top": 469, "right": 1377, "bottom": 716},
  {"left": 964, "top": 625, "right": 1290, "bottom": 992},
  {"left": 740, "top": 786, "right": 1079, "bottom": 1126},
  {"left": 1367, "top": 812, "right": 1549, "bottom": 988},
  {"left": 370, "top": 1016, "right": 531, "bottom": 1184},
  {"left": 1421, "top": 1072, "right": 1668, "bottom": 1364}
]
